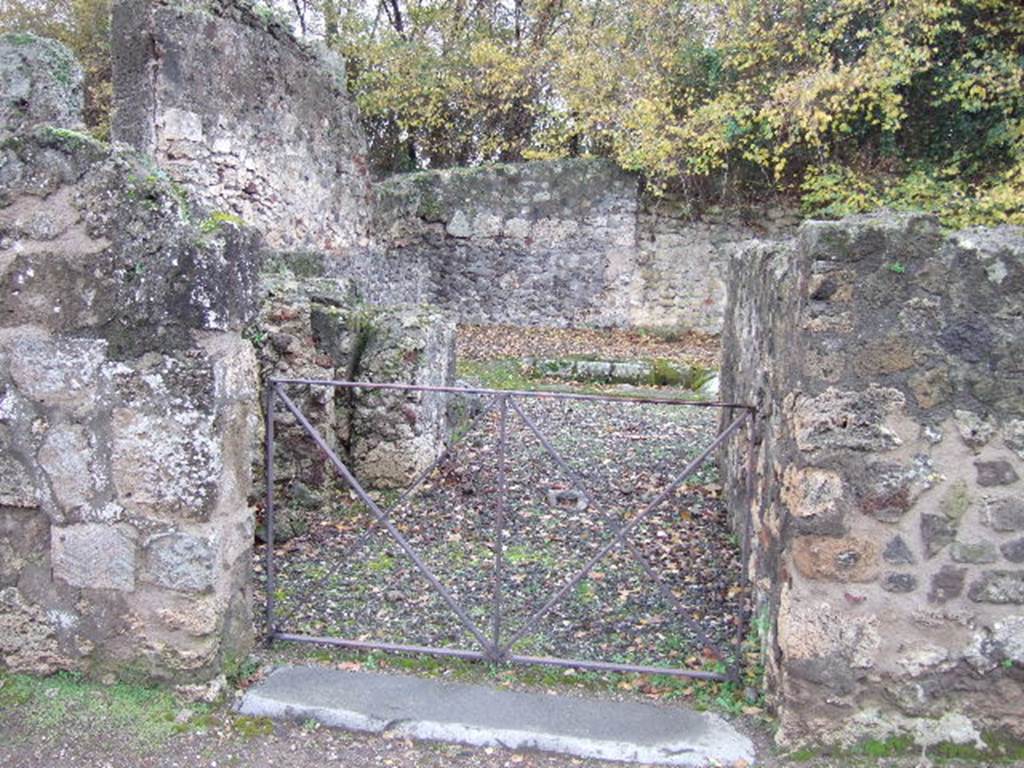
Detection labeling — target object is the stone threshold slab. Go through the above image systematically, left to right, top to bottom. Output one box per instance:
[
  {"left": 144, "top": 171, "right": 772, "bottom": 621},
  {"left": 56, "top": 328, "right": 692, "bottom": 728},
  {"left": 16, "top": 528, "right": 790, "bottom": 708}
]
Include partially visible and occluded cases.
[{"left": 238, "top": 665, "right": 756, "bottom": 766}]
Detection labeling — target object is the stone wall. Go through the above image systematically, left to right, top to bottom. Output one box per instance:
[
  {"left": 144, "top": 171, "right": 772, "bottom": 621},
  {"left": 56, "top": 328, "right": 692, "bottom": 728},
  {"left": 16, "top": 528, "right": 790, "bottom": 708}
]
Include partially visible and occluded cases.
[
  {"left": 112, "top": 0, "right": 373, "bottom": 255},
  {"left": 0, "top": 33, "right": 84, "bottom": 141},
  {"left": 0, "top": 61, "right": 262, "bottom": 680},
  {"left": 373, "top": 160, "right": 797, "bottom": 333},
  {"left": 721, "top": 212, "right": 1024, "bottom": 748},
  {"left": 252, "top": 255, "right": 455, "bottom": 543}
]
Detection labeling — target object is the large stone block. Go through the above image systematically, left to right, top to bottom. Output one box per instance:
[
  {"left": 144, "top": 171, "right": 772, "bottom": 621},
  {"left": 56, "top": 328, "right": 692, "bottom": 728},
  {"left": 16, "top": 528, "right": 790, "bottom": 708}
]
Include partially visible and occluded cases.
[
  {"left": 0, "top": 33, "right": 84, "bottom": 139},
  {"left": 0, "top": 133, "right": 263, "bottom": 353},
  {"left": 346, "top": 304, "right": 455, "bottom": 489},
  {"left": 6, "top": 336, "right": 106, "bottom": 417},
  {"left": 791, "top": 386, "right": 904, "bottom": 454},
  {"left": 110, "top": 407, "right": 220, "bottom": 520},
  {"left": 37, "top": 423, "right": 95, "bottom": 516},
  {"left": 987, "top": 497, "right": 1024, "bottom": 531},
  {"left": 51, "top": 523, "right": 137, "bottom": 591},
  {"left": 141, "top": 532, "right": 216, "bottom": 593},
  {"left": 791, "top": 536, "right": 879, "bottom": 582},
  {"left": 968, "top": 571, "right": 1024, "bottom": 604}
]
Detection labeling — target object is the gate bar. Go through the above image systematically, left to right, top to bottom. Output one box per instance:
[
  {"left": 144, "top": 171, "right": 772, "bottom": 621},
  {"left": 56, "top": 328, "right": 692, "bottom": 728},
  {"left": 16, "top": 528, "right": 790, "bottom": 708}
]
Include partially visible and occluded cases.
[
  {"left": 270, "top": 376, "right": 754, "bottom": 410},
  {"left": 274, "top": 385, "right": 496, "bottom": 656},
  {"left": 498, "top": 411, "right": 750, "bottom": 655}
]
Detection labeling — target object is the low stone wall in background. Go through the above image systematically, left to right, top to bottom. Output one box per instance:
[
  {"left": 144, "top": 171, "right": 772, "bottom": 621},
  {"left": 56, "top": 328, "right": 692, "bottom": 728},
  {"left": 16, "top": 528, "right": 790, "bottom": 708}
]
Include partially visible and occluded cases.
[
  {"left": 372, "top": 161, "right": 798, "bottom": 334},
  {"left": 721, "top": 212, "right": 1024, "bottom": 748}
]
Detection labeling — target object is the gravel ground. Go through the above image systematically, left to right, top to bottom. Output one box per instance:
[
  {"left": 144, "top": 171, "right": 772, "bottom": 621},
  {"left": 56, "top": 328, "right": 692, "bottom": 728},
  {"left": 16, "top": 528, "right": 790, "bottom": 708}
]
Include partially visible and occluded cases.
[{"left": 1, "top": 696, "right": 984, "bottom": 768}]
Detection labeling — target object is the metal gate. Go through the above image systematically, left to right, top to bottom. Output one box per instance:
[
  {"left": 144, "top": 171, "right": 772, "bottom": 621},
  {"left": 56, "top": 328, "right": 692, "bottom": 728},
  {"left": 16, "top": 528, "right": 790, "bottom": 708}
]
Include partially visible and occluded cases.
[{"left": 263, "top": 378, "right": 756, "bottom": 683}]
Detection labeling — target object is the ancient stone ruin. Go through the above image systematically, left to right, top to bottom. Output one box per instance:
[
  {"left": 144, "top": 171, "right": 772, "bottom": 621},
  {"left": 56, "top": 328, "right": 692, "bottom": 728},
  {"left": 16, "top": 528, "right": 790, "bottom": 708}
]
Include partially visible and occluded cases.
[
  {"left": 1, "top": 0, "right": 1022, "bottom": 754},
  {"left": 721, "top": 214, "right": 1024, "bottom": 745}
]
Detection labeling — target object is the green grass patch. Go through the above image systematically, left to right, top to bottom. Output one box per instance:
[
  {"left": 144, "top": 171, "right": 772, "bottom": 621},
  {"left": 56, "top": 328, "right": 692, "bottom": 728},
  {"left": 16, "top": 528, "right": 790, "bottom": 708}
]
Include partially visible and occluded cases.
[
  {"left": 456, "top": 358, "right": 715, "bottom": 401},
  {"left": 456, "top": 359, "right": 534, "bottom": 390},
  {"left": 0, "top": 670, "right": 210, "bottom": 750},
  {"left": 853, "top": 734, "right": 916, "bottom": 759}
]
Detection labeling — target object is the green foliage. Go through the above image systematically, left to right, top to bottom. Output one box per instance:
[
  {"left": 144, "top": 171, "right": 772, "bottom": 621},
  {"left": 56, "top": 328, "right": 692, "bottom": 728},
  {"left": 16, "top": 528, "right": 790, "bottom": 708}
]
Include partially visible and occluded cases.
[
  {"left": 4, "top": 0, "right": 1021, "bottom": 224},
  {"left": 317, "top": 0, "right": 1024, "bottom": 223},
  {"left": 801, "top": 161, "right": 1024, "bottom": 227},
  {"left": 199, "top": 210, "right": 246, "bottom": 233},
  {"left": 854, "top": 734, "right": 916, "bottom": 758}
]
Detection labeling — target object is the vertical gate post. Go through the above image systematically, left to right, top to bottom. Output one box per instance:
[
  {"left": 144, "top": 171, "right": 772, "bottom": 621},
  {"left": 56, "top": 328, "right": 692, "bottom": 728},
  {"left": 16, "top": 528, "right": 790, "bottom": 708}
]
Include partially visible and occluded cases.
[
  {"left": 264, "top": 383, "right": 277, "bottom": 642},
  {"left": 490, "top": 394, "right": 510, "bottom": 661}
]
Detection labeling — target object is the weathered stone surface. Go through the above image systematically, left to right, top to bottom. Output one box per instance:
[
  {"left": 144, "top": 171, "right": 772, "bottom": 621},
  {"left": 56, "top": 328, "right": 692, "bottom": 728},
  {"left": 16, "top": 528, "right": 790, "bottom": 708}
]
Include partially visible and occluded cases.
[
  {"left": 113, "top": 0, "right": 372, "bottom": 254},
  {"left": 0, "top": 33, "right": 84, "bottom": 139},
  {"left": 0, "top": 134, "right": 263, "bottom": 352},
  {"left": 373, "top": 161, "right": 796, "bottom": 332},
  {"left": 722, "top": 213, "right": 1024, "bottom": 745},
  {"left": 345, "top": 304, "right": 455, "bottom": 489},
  {"left": 6, "top": 337, "right": 105, "bottom": 416},
  {"left": 909, "top": 368, "right": 952, "bottom": 410},
  {"left": 792, "top": 386, "right": 904, "bottom": 454},
  {"left": 110, "top": 407, "right": 220, "bottom": 520},
  {"left": 954, "top": 410, "right": 995, "bottom": 450},
  {"left": 1005, "top": 420, "right": 1024, "bottom": 461},
  {"left": 37, "top": 423, "right": 94, "bottom": 515},
  {"left": 0, "top": 451, "right": 37, "bottom": 508},
  {"left": 975, "top": 460, "right": 1020, "bottom": 487},
  {"left": 856, "top": 461, "right": 915, "bottom": 522},
  {"left": 782, "top": 466, "right": 847, "bottom": 534},
  {"left": 939, "top": 480, "right": 972, "bottom": 520},
  {"left": 987, "top": 497, "right": 1024, "bottom": 531},
  {"left": 921, "top": 514, "right": 957, "bottom": 559},
  {"left": 51, "top": 523, "right": 137, "bottom": 591},
  {"left": 142, "top": 532, "right": 216, "bottom": 593},
  {"left": 791, "top": 536, "right": 879, "bottom": 582},
  {"left": 883, "top": 536, "right": 915, "bottom": 565},
  {"left": 1000, "top": 538, "right": 1024, "bottom": 564},
  {"left": 950, "top": 540, "right": 999, "bottom": 564},
  {"left": 928, "top": 566, "right": 967, "bottom": 604},
  {"left": 968, "top": 571, "right": 1024, "bottom": 604},
  {"left": 882, "top": 572, "right": 917, "bottom": 593},
  {"left": 0, "top": 586, "right": 71, "bottom": 674},
  {"left": 778, "top": 594, "right": 880, "bottom": 677},
  {"left": 157, "top": 600, "right": 220, "bottom": 637},
  {"left": 992, "top": 615, "right": 1024, "bottom": 664}
]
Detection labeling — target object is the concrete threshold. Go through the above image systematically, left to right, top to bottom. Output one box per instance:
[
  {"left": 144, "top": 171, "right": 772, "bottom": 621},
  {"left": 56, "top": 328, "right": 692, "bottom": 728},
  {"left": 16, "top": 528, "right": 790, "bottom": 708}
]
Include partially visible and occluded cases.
[{"left": 238, "top": 665, "right": 756, "bottom": 766}]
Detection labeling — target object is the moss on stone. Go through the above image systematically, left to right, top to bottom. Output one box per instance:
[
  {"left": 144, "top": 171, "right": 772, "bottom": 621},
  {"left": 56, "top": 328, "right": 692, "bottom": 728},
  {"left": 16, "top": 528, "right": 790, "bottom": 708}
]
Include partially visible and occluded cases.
[
  {"left": 37, "top": 126, "right": 106, "bottom": 153},
  {"left": 200, "top": 210, "right": 246, "bottom": 234}
]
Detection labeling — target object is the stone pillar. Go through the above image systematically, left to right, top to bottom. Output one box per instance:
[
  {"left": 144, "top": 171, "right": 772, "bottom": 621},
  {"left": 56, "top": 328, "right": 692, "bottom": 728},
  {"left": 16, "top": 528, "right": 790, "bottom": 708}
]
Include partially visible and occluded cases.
[
  {"left": 1, "top": 59, "right": 262, "bottom": 680},
  {"left": 722, "top": 212, "right": 1024, "bottom": 749}
]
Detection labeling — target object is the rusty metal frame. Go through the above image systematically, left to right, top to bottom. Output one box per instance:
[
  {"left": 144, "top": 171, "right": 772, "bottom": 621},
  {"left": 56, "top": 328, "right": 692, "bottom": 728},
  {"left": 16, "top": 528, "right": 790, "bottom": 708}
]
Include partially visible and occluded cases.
[{"left": 264, "top": 377, "right": 757, "bottom": 683}]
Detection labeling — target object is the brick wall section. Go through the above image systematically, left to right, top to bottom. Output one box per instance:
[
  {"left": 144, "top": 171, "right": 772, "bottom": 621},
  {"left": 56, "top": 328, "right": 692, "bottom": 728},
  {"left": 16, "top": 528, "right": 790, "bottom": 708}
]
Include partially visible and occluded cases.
[
  {"left": 112, "top": 0, "right": 373, "bottom": 254},
  {"left": 721, "top": 212, "right": 1024, "bottom": 747}
]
